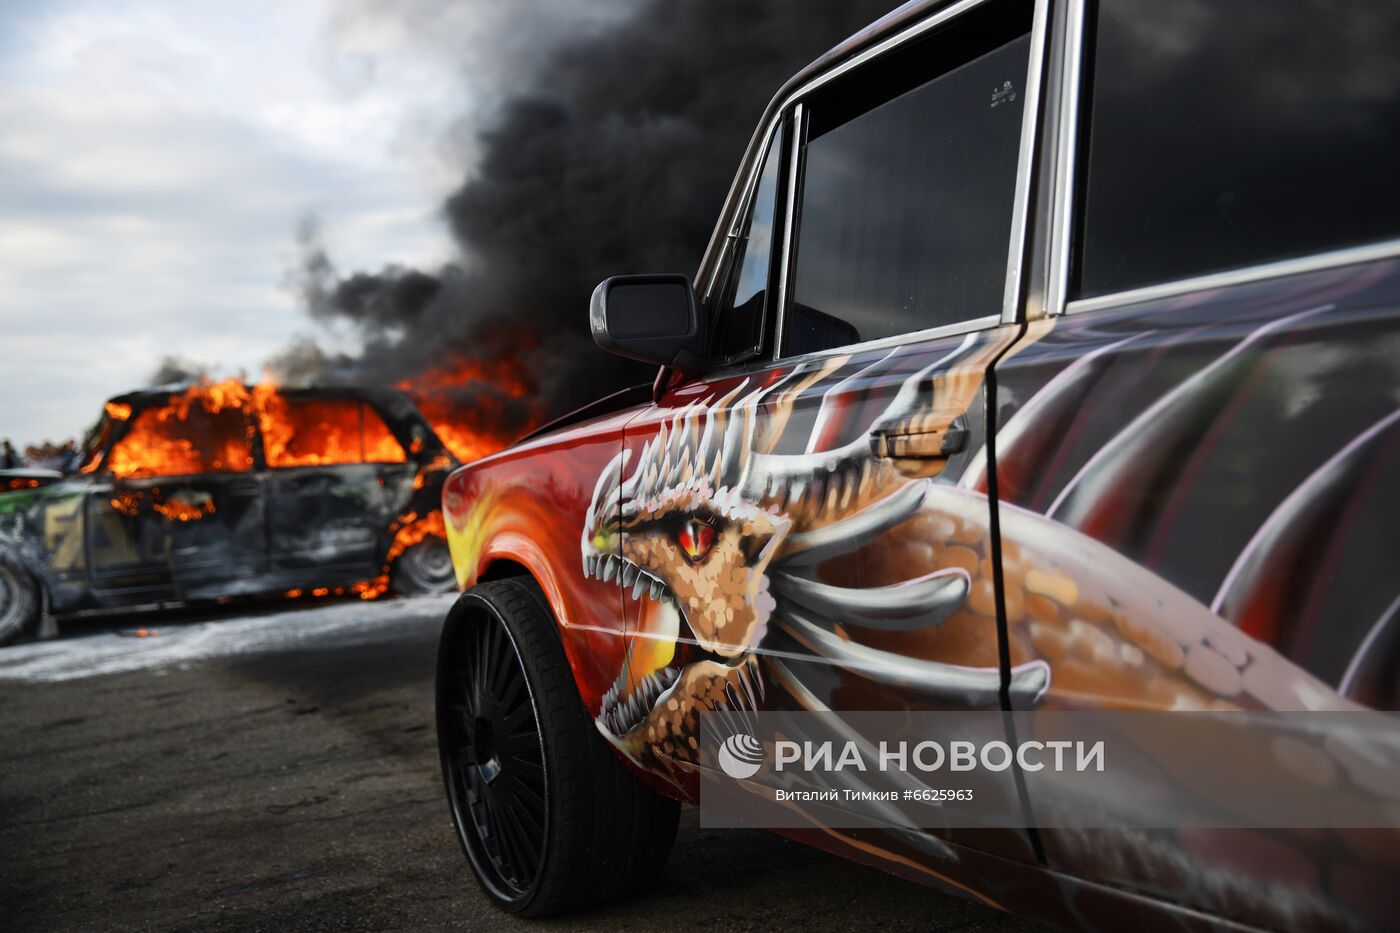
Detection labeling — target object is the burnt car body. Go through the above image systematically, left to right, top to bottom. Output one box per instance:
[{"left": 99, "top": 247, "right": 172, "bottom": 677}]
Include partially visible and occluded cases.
[
  {"left": 434, "top": 0, "right": 1400, "bottom": 929},
  {"left": 0, "top": 383, "right": 458, "bottom": 644},
  {"left": 0, "top": 469, "right": 64, "bottom": 493}
]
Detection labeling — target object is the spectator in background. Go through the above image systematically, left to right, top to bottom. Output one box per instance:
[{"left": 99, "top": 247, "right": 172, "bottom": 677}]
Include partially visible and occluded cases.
[
  {"left": 1, "top": 439, "right": 19, "bottom": 469},
  {"left": 59, "top": 440, "right": 80, "bottom": 474},
  {"left": 23, "top": 442, "right": 65, "bottom": 471}
]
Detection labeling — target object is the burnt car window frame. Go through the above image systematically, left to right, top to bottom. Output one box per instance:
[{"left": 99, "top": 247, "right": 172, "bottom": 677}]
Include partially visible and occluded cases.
[
  {"left": 764, "top": 0, "right": 1048, "bottom": 364},
  {"left": 1046, "top": 0, "right": 1400, "bottom": 319},
  {"left": 261, "top": 397, "right": 408, "bottom": 469},
  {"left": 104, "top": 400, "right": 256, "bottom": 480}
]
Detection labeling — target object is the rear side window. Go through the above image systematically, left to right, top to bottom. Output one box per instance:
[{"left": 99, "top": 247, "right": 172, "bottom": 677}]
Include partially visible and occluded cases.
[
  {"left": 1076, "top": 0, "right": 1400, "bottom": 298},
  {"left": 785, "top": 1, "right": 1033, "bottom": 356},
  {"left": 262, "top": 399, "right": 406, "bottom": 468}
]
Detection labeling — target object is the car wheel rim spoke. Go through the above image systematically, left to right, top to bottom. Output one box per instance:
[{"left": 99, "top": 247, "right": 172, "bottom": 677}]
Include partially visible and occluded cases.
[{"left": 441, "top": 607, "right": 547, "bottom": 901}]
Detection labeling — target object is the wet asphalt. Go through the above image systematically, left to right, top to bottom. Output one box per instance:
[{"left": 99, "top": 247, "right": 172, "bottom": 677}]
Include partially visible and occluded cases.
[{"left": 0, "top": 595, "right": 1041, "bottom": 932}]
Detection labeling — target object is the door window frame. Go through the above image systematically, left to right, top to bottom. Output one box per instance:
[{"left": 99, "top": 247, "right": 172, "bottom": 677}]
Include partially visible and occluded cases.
[
  {"left": 695, "top": 0, "right": 1051, "bottom": 375},
  {"left": 706, "top": 117, "right": 789, "bottom": 367},
  {"left": 260, "top": 397, "right": 408, "bottom": 470},
  {"left": 102, "top": 402, "right": 257, "bottom": 480}
]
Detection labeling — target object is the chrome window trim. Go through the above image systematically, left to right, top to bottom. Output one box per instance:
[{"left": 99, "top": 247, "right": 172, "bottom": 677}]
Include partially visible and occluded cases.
[
  {"left": 781, "top": 0, "right": 987, "bottom": 107},
  {"left": 1000, "top": 0, "right": 1051, "bottom": 324},
  {"left": 1045, "top": 0, "right": 1087, "bottom": 317},
  {"left": 772, "top": 102, "right": 805, "bottom": 360},
  {"left": 726, "top": 120, "right": 783, "bottom": 247},
  {"left": 1065, "top": 237, "right": 1400, "bottom": 315}
]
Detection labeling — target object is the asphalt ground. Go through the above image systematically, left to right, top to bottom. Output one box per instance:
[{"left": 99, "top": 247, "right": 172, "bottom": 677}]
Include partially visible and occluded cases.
[{"left": 0, "top": 595, "right": 1042, "bottom": 932}]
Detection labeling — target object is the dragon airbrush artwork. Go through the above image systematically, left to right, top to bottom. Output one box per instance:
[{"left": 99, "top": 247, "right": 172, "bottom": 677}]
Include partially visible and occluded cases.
[
  {"left": 442, "top": 264, "right": 1400, "bottom": 930},
  {"left": 575, "top": 327, "right": 1372, "bottom": 777}
]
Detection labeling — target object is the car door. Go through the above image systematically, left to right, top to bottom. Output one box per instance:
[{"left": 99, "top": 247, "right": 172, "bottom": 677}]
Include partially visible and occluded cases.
[
  {"left": 607, "top": 0, "right": 1049, "bottom": 876},
  {"left": 989, "top": 1, "right": 1400, "bottom": 929},
  {"left": 87, "top": 394, "right": 265, "bottom": 599},
  {"left": 260, "top": 394, "right": 403, "bottom": 582}
]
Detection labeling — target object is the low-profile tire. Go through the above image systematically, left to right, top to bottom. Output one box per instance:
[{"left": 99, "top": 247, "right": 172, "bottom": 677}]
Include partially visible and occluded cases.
[
  {"left": 391, "top": 536, "right": 457, "bottom": 595},
  {"left": 0, "top": 548, "right": 41, "bottom": 648},
  {"left": 436, "top": 577, "right": 680, "bottom": 916}
]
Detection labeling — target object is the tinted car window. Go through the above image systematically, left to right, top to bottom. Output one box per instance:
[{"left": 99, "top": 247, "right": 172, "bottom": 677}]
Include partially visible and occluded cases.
[
  {"left": 1076, "top": 0, "right": 1400, "bottom": 298},
  {"left": 785, "top": 14, "right": 1032, "bottom": 356},
  {"left": 712, "top": 127, "right": 783, "bottom": 363},
  {"left": 263, "top": 399, "right": 406, "bottom": 467},
  {"left": 107, "top": 405, "right": 253, "bottom": 478}
]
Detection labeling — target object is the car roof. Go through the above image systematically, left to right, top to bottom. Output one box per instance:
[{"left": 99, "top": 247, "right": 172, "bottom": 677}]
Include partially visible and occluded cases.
[
  {"left": 782, "top": 0, "right": 939, "bottom": 98},
  {"left": 93, "top": 382, "right": 456, "bottom": 463},
  {"left": 106, "top": 383, "right": 410, "bottom": 410}
]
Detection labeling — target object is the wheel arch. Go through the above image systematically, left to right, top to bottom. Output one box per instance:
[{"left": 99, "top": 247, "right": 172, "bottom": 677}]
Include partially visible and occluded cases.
[
  {"left": 0, "top": 535, "right": 48, "bottom": 598},
  {"left": 0, "top": 537, "right": 47, "bottom": 641},
  {"left": 446, "top": 554, "right": 597, "bottom": 713},
  {"left": 477, "top": 557, "right": 532, "bottom": 583},
  {"left": 436, "top": 558, "right": 538, "bottom": 656}
]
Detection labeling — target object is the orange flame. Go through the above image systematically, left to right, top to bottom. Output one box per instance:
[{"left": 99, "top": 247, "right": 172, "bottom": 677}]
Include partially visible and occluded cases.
[
  {"left": 396, "top": 350, "right": 543, "bottom": 463},
  {"left": 101, "top": 378, "right": 419, "bottom": 479},
  {"left": 105, "top": 380, "right": 254, "bottom": 479},
  {"left": 252, "top": 384, "right": 405, "bottom": 468},
  {"left": 110, "top": 492, "right": 141, "bottom": 516},
  {"left": 152, "top": 498, "right": 215, "bottom": 522},
  {"left": 348, "top": 509, "right": 450, "bottom": 600}
]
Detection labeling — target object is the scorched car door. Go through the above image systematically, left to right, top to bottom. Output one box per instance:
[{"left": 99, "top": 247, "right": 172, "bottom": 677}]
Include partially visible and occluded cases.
[
  {"left": 88, "top": 397, "right": 265, "bottom": 597},
  {"left": 261, "top": 397, "right": 403, "bottom": 580}
]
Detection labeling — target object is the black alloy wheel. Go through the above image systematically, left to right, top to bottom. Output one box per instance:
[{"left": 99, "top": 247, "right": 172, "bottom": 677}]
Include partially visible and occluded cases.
[
  {"left": 436, "top": 577, "right": 680, "bottom": 916},
  {"left": 439, "top": 592, "right": 547, "bottom": 902}
]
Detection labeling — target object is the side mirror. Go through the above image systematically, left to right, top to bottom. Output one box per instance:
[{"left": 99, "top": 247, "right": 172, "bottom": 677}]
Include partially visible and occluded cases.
[{"left": 590, "top": 274, "right": 707, "bottom": 372}]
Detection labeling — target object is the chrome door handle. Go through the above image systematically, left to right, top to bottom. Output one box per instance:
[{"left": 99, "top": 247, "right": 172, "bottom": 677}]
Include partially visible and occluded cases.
[{"left": 869, "top": 413, "right": 969, "bottom": 460}]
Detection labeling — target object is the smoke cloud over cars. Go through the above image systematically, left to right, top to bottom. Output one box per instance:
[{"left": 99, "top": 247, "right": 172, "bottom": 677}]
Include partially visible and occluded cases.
[{"left": 283, "top": 0, "right": 898, "bottom": 440}]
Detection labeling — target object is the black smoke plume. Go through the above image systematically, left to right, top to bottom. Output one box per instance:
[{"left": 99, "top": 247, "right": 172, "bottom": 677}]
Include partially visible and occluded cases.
[
  {"left": 284, "top": 0, "right": 898, "bottom": 444},
  {"left": 148, "top": 356, "right": 215, "bottom": 386}
]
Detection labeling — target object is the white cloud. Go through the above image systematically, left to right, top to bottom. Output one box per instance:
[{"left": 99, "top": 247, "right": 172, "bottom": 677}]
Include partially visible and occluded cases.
[{"left": 0, "top": 0, "right": 459, "bottom": 446}]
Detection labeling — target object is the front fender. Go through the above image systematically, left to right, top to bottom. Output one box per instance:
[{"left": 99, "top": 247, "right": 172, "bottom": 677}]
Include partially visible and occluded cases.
[{"left": 441, "top": 416, "right": 636, "bottom": 732}]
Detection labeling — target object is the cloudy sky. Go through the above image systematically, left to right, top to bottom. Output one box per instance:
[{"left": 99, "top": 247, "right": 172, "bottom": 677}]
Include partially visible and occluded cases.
[{"left": 0, "top": 0, "right": 500, "bottom": 446}]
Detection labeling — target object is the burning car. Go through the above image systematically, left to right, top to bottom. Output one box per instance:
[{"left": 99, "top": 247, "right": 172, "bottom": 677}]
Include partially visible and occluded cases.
[{"left": 0, "top": 380, "right": 459, "bottom": 646}]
